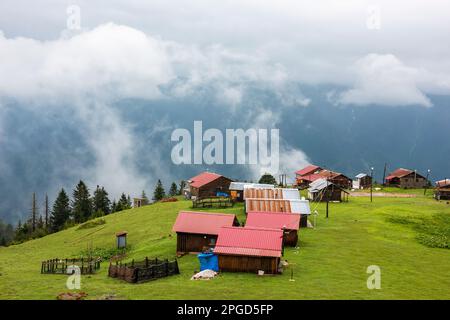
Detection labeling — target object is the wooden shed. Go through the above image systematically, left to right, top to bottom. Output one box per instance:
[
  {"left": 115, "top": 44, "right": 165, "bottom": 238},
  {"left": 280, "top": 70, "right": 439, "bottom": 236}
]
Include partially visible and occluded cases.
[
  {"left": 385, "top": 168, "right": 428, "bottom": 189},
  {"left": 187, "top": 172, "right": 233, "bottom": 199},
  {"left": 353, "top": 173, "right": 372, "bottom": 189},
  {"left": 308, "top": 178, "right": 349, "bottom": 202},
  {"left": 434, "top": 179, "right": 450, "bottom": 200},
  {"left": 172, "top": 211, "right": 239, "bottom": 254},
  {"left": 245, "top": 212, "right": 300, "bottom": 246},
  {"left": 214, "top": 226, "right": 283, "bottom": 274}
]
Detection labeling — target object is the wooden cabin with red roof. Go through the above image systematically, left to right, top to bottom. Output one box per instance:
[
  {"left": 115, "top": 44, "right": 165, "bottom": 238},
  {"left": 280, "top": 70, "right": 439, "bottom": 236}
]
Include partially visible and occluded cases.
[
  {"left": 295, "top": 165, "right": 322, "bottom": 188},
  {"left": 295, "top": 165, "right": 351, "bottom": 189},
  {"left": 385, "top": 168, "right": 428, "bottom": 189},
  {"left": 187, "top": 172, "right": 233, "bottom": 199},
  {"left": 434, "top": 179, "right": 450, "bottom": 200},
  {"left": 172, "top": 211, "right": 239, "bottom": 254},
  {"left": 245, "top": 212, "right": 300, "bottom": 246},
  {"left": 214, "top": 226, "right": 283, "bottom": 274}
]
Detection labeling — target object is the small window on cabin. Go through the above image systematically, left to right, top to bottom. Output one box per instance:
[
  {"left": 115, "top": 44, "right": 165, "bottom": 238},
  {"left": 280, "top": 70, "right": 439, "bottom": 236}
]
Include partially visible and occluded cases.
[{"left": 210, "top": 238, "right": 216, "bottom": 245}]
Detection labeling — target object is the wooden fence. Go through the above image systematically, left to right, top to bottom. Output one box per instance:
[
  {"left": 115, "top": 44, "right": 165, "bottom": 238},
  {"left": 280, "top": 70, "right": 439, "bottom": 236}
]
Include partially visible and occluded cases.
[
  {"left": 192, "top": 196, "right": 233, "bottom": 208},
  {"left": 108, "top": 257, "right": 179, "bottom": 283},
  {"left": 41, "top": 258, "right": 101, "bottom": 275}
]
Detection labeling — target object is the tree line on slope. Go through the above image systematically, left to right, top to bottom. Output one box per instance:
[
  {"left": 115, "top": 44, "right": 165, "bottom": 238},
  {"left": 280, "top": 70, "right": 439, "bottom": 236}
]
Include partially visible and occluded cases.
[{"left": 0, "top": 179, "right": 186, "bottom": 247}]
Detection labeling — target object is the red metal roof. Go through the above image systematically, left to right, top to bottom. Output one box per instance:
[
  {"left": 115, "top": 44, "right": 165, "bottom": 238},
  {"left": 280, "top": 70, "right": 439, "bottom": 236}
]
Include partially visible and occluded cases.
[
  {"left": 295, "top": 165, "right": 321, "bottom": 176},
  {"left": 386, "top": 168, "right": 414, "bottom": 180},
  {"left": 189, "top": 172, "right": 223, "bottom": 188},
  {"left": 297, "top": 173, "right": 323, "bottom": 182},
  {"left": 172, "top": 211, "right": 237, "bottom": 235},
  {"left": 246, "top": 211, "right": 300, "bottom": 230},
  {"left": 214, "top": 226, "right": 283, "bottom": 258}
]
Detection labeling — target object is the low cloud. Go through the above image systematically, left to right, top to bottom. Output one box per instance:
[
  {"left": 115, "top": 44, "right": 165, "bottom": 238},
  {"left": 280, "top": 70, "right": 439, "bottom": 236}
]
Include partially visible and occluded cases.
[{"left": 336, "top": 54, "right": 432, "bottom": 107}]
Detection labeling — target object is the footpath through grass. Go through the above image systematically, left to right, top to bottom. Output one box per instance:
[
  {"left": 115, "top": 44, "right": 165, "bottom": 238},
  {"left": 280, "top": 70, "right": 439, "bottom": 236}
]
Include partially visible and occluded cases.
[{"left": 0, "top": 191, "right": 449, "bottom": 300}]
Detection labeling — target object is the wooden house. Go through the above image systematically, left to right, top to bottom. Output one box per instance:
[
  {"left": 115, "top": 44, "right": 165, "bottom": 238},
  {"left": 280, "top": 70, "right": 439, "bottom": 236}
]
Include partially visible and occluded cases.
[
  {"left": 295, "top": 165, "right": 323, "bottom": 188},
  {"left": 295, "top": 165, "right": 351, "bottom": 189},
  {"left": 385, "top": 168, "right": 428, "bottom": 189},
  {"left": 187, "top": 172, "right": 233, "bottom": 199},
  {"left": 353, "top": 173, "right": 372, "bottom": 189},
  {"left": 308, "top": 178, "right": 349, "bottom": 202},
  {"left": 434, "top": 179, "right": 450, "bottom": 200},
  {"left": 229, "top": 182, "right": 274, "bottom": 202},
  {"left": 245, "top": 198, "right": 311, "bottom": 227},
  {"left": 172, "top": 211, "right": 239, "bottom": 254},
  {"left": 245, "top": 211, "right": 300, "bottom": 246},
  {"left": 214, "top": 226, "right": 283, "bottom": 274}
]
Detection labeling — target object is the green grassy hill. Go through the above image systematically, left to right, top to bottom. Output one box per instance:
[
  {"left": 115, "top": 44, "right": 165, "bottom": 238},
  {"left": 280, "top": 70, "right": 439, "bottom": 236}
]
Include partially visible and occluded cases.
[{"left": 0, "top": 191, "right": 449, "bottom": 300}]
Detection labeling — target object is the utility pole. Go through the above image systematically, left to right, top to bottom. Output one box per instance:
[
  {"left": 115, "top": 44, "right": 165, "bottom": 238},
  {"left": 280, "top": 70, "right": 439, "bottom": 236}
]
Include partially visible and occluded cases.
[
  {"left": 382, "top": 163, "right": 387, "bottom": 187},
  {"left": 370, "top": 167, "right": 374, "bottom": 202},
  {"left": 424, "top": 169, "right": 431, "bottom": 195},
  {"left": 326, "top": 178, "right": 329, "bottom": 218}
]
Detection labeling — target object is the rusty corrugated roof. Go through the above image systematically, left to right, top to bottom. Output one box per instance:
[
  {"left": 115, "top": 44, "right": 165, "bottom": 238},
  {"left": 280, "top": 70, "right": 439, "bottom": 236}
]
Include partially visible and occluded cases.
[
  {"left": 386, "top": 168, "right": 414, "bottom": 180},
  {"left": 436, "top": 179, "right": 450, "bottom": 188},
  {"left": 243, "top": 188, "right": 300, "bottom": 200},
  {"left": 245, "top": 198, "right": 311, "bottom": 214},
  {"left": 172, "top": 211, "right": 237, "bottom": 235},
  {"left": 246, "top": 211, "right": 300, "bottom": 230},
  {"left": 214, "top": 226, "right": 283, "bottom": 258}
]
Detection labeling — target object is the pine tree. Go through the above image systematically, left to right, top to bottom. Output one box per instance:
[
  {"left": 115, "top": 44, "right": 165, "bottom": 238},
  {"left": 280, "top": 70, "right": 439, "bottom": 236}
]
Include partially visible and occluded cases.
[
  {"left": 258, "top": 173, "right": 277, "bottom": 185},
  {"left": 153, "top": 179, "right": 165, "bottom": 201},
  {"left": 72, "top": 180, "right": 93, "bottom": 223},
  {"left": 178, "top": 180, "right": 186, "bottom": 195},
  {"left": 169, "top": 182, "right": 178, "bottom": 197},
  {"left": 93, "top": 185, "right": 111, "bottom": 215},
  {"left": 50, "top": 189, "right": 71, "bottom": 232},
  {"left": 141, "top": 190, "right": 149, "bottom": 205},
  {"left": 116, "top": 193, "right": 131, "bottom": 212},
  {"left": 44, "top": 194, "right": 49, "bottom": 229},
  {"left": 111, "top": 200, "right": 117, "bottom": 213}
]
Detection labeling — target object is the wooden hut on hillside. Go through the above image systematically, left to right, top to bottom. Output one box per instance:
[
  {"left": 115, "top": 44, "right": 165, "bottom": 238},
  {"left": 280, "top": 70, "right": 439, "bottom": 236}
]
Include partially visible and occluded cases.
[
  {"left": 295, "top": 165, "right": 352, "bottom": 189},
  {"left": 295, "top": 165, "right": 323, "bottom": 188},
  {"left": 385, "top": 168, "right": 428, "bottom": 189},
  {"left": 186, "top": 172, "right": 233, "bottom": 199},
  {"left": 353, "top": 173, "right": 372, "bottom": 189},
  {"left": 308, "top": 178, "right": 349, "bottom": 202},
  {"left": 434, "top": 179, "right": 450, "bottom": 200},
  {"left": 172, "top": 211, "right": 239, "bottom": 254},
  {"left": 245, "top": 212, "right": 300, "bottom": 246},
  {"left": 214, "top": 226, "right": 283, "bottom": 274}
]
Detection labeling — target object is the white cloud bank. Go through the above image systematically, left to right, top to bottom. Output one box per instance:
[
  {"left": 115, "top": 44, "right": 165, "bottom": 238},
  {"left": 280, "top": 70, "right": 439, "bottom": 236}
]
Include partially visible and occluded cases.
[{"left": 337, "top": 54, "right": 433, "bottom": 107}]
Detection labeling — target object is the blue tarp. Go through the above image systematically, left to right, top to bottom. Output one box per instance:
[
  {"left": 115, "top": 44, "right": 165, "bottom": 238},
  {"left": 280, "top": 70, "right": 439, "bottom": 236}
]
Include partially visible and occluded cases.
[
  {"left": 216, "top": 191, "right": 229, "bottom": 197},
  {"left": 197, "top": 253, "right": 219, "bottom": 272}
]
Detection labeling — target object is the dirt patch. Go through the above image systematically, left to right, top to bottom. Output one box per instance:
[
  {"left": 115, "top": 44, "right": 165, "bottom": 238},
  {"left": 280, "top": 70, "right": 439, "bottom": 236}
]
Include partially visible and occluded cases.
[{"left": 350, "top": 192, "right": 417, "bottom": 198}]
